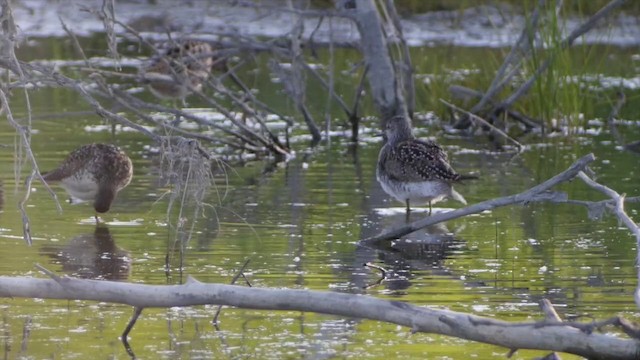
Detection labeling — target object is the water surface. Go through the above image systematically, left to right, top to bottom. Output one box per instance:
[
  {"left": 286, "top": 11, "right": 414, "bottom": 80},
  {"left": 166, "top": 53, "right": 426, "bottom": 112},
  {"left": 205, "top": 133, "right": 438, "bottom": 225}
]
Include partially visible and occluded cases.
[{"left": 0, "top": 36, "right": 639, "bottom": 360}]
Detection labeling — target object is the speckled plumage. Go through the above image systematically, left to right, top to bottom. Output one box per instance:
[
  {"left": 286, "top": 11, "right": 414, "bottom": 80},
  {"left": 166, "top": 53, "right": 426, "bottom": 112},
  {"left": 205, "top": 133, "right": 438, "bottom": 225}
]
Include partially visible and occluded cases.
[
  {"left": 142, "top": 40, "right": 219, "bottom": 100},
  {"left": 376, "top": 116, "right": 467, "bottom": 214},
  {"left": 42, "top": 144, "right": 133, "bottom": 213}
]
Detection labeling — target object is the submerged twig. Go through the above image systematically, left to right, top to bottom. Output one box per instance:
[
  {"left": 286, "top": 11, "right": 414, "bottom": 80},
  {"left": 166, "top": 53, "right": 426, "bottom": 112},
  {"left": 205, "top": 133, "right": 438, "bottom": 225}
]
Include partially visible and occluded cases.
[
  {"left": 212, "top": 258, "right": 251, "bottom": 327},
  {"left": 363, "top": 262, "right": 389, "bottom": 289},
  {"left": 121, "top": 306, "right": 143, "bottom": 358}
]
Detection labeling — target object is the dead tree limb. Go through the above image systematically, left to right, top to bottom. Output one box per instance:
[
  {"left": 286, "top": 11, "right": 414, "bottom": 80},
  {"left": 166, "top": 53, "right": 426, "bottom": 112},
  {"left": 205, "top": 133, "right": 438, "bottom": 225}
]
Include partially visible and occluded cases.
[
  {"left": 340, "top": 0, "right": 407, "bottom": 122},
  {"left": 382, "top": 0, "right": 414, "bottom": 119},
  {"left": 449, "top": 85, "right": 543, "bottom": 130},
  {"left": 575, "top": 171, "right": 640, "bottom": 309},
  {"left": 0, "top": 275, "right": 638, "bottom": 359}
]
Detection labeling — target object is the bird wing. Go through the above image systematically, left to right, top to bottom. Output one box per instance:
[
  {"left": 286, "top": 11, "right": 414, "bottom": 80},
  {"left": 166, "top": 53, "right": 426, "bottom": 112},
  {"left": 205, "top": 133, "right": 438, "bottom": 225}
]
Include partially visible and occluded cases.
[
  {"left": 387, "top": 139, "right": 460, "bottom": 182},
  {"left": 41, "top": 147, "right": 92, "bottom": 182}
]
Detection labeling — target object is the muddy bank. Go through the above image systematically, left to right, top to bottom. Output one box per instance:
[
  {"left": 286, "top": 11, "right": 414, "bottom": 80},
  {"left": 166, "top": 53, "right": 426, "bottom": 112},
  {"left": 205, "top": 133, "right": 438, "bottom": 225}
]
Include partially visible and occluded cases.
[{"left": 13, "top": 0, "right": 640, "bottom": 47}]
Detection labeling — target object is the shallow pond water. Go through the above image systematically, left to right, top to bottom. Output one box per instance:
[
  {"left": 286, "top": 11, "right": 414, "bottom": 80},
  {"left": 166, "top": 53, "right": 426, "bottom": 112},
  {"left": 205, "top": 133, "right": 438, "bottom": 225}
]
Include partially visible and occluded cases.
[{"left": 1, "top": 29, "right": 640, "bottom": 360}]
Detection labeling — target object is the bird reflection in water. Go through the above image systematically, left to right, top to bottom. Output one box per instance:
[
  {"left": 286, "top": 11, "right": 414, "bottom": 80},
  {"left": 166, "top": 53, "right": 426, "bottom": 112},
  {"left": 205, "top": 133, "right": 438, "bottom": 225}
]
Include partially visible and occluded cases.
[
  {"left": 363, "top": 211, "right": 462, "bottom": 292},
  {"left": 41, "top": 225, "right": 131, "bottom": 281}
]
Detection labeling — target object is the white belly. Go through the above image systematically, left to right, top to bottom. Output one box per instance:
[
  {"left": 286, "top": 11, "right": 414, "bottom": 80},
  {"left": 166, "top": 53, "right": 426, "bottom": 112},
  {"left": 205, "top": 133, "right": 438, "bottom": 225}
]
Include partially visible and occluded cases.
[
  {"left": 376, "top": 170, "right": 467, "bottom": 206},
  {"left": 61, "top": 175, "right": 99, "bottom": 204},
  {"left": 378, "top": 177, "right": 450, "bottom": 205}
]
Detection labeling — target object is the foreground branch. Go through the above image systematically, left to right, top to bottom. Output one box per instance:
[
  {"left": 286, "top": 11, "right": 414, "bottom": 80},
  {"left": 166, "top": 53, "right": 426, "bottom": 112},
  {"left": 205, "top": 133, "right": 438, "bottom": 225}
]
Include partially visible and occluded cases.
[{"left": 0, "top": 275, "right": 637, "bottom": 359}]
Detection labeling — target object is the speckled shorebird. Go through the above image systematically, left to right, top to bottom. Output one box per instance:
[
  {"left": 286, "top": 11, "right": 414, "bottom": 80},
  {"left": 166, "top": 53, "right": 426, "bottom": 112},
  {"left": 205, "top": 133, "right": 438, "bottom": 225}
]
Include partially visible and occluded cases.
[
  {"left": 141, "top": 40, "right": 221, "bottom": 101},
  {"left": 376, "top": 115, "right": 472, "bottom": 217},
  {"left": 42, "top": 144, "right": 133, "bottom": 217}
]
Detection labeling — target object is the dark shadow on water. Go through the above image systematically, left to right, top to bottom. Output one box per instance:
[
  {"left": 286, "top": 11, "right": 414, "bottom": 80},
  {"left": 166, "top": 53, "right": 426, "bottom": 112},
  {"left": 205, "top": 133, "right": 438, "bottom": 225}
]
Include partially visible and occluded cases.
[
  {"left": 359, "top": 217, "right": 464, "bottom": 293},
  {"left": 40, "top": 225, "right": 131, "bottom": 281}
]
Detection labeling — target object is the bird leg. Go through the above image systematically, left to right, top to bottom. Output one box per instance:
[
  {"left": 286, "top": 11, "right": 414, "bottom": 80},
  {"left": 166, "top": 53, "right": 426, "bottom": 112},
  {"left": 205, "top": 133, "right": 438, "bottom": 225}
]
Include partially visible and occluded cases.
[
  {"left": 171, "top": 99, "right": 182, "bottom": 125},
  {"left": 405, "top": 199, "right": 411, "bottom": 223},
  {"left": 428, "top": 201, "right": 432, "bottom": 216}
]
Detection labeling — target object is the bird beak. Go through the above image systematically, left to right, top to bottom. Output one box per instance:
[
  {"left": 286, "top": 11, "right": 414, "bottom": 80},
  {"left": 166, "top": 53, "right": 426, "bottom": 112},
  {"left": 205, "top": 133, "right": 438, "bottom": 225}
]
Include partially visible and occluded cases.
[{"left": 374, "top": 132, "right": 387, "bottom": 142}]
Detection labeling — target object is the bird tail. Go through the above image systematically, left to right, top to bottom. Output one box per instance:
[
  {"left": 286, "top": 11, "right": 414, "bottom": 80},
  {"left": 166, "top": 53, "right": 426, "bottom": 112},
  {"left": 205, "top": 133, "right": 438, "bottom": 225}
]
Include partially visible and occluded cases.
[
  {"left": 458, "top": 174, "right": 479, "bottom": 181},
  {"left": 450, "top": 188, "right": 467, "bottom": 205}
]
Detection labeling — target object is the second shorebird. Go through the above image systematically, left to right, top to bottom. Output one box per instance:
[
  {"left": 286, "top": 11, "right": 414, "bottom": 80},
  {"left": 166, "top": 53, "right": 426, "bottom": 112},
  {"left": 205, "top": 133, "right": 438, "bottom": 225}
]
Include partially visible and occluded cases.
[
  {"left": 141, "top": 40, "right": 220, "bottom": 101},
  {"left": 376, "top": 115, "right": 471, "bottom": 216},
  {"left": 42, "top": 143, "right": 133, "bottom": 217}
]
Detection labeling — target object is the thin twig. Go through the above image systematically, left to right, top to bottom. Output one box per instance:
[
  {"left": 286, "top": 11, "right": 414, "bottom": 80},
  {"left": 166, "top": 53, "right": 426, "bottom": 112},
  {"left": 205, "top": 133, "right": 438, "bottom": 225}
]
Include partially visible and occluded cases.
[
  {"left": 382, "top": 0, "right": 414, "bottom": 118},
  {"left": 59, "top": 17, "right": 91, "bottom": 68},
  {"left": 303, "top": 62, "right": 353, "bottom": 119},
  {"left": 349, "top": 64, "right": 368, "bottom": 141},
  {"left": 0, "top": 88, "right": 62, "bottom": 245},
  {"left": 606, "top": 90, "right": 626, "bottom": 147},
  {"left": 440, "top": 99, "right": 523, "bottom": 151},
  {"left": 212, "top": 258, "right": 251, "bottom": 327},
  {"left": 363, "top": 262, "right": 388, "bottom": 289},
  {"left": 34, "top": 264, "right": 61, "bottom": 282},
  {"left": 121, "top": 306, "right": 143, "bottom": 358}
]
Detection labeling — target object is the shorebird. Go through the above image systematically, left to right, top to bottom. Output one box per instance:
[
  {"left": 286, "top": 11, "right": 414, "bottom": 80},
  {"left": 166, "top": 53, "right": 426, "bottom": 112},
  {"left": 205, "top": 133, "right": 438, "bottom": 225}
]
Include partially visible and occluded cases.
[
  {"left": 141, "top": 40, "right": 220, "bottom": 101},
  {"left": 376, "top": 115, "right": 472, "bottom": 217},
  {"left": 42, "top": 143, "right": 133, "bottom": 217}
]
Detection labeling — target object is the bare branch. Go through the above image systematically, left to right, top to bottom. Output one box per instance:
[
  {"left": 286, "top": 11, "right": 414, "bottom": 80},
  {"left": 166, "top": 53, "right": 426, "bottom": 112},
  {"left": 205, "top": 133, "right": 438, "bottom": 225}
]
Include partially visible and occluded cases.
[
  {"left": 346, "top": 0, "right": 406, "bottom": 121},
  {"left": 440, "top": 99, "right": 524, "bottom": 150},
  {"left": 575, "top": 170, "right": 640, "bottom": 309},
  {"left": 212, "top": 258, "right": 251, "bottom": 327}
]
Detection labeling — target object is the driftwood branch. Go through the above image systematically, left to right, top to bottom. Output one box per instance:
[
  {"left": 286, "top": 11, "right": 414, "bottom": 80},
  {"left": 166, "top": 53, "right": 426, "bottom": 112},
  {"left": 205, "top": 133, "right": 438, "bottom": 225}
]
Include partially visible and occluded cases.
[
  {"left": 342, "top": 0, "right": 406, "bottom": 121},
  {"left": 382, "top": 0, "right": 414, "bottom": 119},
  {"left": 361, "top": 153, "right": 595, "bottom": 243},
  {"left": 0, "top": 275, "right": 638, "bottom": 359}
]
